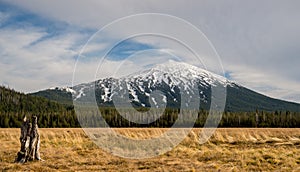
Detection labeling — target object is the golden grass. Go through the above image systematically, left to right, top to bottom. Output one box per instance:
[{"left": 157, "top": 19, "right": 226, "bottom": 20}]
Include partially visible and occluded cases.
[{"left": 0, "top": 128, "right": 300, "bottom": 171}]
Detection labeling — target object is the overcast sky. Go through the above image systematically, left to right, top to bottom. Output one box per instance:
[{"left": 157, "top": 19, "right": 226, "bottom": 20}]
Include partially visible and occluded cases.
[{"left": 0, "top": 0, "right": 300, "bottom": 103}]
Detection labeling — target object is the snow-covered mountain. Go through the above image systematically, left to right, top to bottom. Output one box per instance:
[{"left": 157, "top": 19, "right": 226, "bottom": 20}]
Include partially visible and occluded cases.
[
  {"left": 31, "top": 60, "right": 300, "bottom": 112},
  {"left": 70, "top": 60, "right": 232, "bottom": 109}
]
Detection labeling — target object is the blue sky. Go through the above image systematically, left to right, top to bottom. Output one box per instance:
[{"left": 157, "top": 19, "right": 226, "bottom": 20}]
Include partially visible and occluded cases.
[
  {"left": 0, "top": 0, "right": 300, "bottom": 103},
  {"left": 107, "top": 40, "right": 154, "bottom": 61}
]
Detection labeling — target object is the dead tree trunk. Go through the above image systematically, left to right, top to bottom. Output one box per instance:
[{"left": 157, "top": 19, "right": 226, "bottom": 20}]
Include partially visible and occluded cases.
[
  {"left": 15, "top": 115, "right": 41, "bottom": 163},
  {"left": 15, "top": 116, "right": 31, "bottom": 163},
  {"left": 28, "top": 116, "right": 41, "bottom": 161}
]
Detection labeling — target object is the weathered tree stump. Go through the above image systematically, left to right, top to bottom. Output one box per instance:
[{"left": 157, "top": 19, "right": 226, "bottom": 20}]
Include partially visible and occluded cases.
[
  {"left": 15, "top": 115, "right": 41, "bottom": 163},
  {"left": 28, "top": 116, "right": 41, "bottom": 161}
]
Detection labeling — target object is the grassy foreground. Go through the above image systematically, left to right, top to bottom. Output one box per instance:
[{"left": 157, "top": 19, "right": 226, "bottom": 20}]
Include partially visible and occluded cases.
[{"left": 0, "top": 128, "right": 300, "bottom": 171}]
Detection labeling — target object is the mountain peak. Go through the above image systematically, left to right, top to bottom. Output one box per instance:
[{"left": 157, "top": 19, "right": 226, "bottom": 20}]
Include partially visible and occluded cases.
[
  {"left": 155, "top": 59, "right": 196, "bottom": 68},
  {"left": 125, "top": 60, "right": 229, "bottom": 87},
  {"left": 152, "top": 60, "right": 204, "bottom": 73}
]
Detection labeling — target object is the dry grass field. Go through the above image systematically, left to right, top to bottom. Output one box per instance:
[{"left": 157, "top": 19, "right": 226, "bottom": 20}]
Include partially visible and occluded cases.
[{"left": 1, "top": 128, "right": 300, "bottom": 171}]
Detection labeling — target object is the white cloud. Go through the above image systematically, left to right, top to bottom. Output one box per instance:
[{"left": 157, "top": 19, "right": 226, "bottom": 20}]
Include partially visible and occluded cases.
[
  {"left": 0, "top": 26, "right": 87, "bottom": 92},
  {"left": 226, "top": 64, "right": 300, "bottom": 103}
]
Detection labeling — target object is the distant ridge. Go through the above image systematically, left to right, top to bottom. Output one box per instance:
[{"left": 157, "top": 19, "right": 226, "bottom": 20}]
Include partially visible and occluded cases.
[{"left": 32, "top": 60, "right": 300, "bottom": 112}]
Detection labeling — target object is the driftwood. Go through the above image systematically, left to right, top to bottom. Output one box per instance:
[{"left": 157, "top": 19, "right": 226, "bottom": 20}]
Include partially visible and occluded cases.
[{"left": 15, "top": 116, "right": 41, "bottom": 163}]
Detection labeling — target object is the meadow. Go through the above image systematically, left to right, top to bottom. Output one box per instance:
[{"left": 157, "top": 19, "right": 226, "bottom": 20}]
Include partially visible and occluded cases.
[{"left": 1, "top": 128, "right": 300, "bottom": 171}]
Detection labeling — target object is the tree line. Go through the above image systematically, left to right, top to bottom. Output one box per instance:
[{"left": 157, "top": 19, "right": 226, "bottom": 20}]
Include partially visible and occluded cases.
[
  {"left": 0, "top": 86, "right": 299, "bottom": 128},
  {"left": 0, "top": 86, "right": 79, "bottom": 128},
  {"left": 94, "top": 107, "right": 300, "bottom": 128}
]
